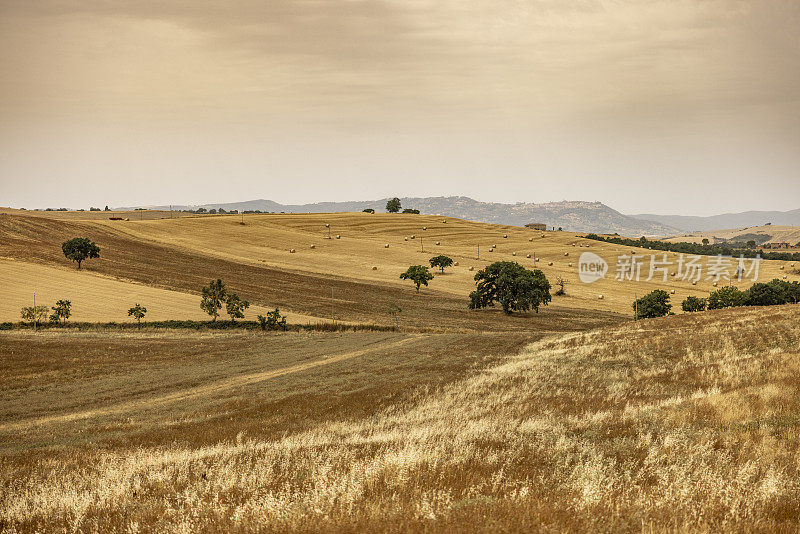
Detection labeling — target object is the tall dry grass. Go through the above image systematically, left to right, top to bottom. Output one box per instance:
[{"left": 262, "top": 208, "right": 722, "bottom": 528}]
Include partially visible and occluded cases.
[{"left": 2, "top": 306, "right": 800, "bottom": 532}]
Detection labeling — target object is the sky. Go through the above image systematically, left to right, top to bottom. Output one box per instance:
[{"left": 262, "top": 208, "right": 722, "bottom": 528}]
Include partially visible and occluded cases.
[{"left": 1, "top": 0, "right": 798, "bottom": 215}]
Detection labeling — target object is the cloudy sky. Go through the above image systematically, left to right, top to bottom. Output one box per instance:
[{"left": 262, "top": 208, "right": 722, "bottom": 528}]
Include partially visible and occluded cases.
[{"left": 1, "top": 1, "right": 798, "bottom": 215}]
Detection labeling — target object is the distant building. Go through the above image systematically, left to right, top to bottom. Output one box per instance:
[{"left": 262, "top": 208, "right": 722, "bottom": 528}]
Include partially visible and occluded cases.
[{"left": 525, "top": 223, "right": 547, "bottom": 231}]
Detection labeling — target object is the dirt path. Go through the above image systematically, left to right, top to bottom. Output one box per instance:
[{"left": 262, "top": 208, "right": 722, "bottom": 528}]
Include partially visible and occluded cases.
[{"left": 0, "top": 335, "right": 420, "bottom": 432}]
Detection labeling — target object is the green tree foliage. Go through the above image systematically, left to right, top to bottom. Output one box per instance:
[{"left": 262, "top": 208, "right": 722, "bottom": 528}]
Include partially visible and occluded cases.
[
  {"left": 386, "top": 197, "right": 402, "bottom": 213},
  {"left": 362, "top": 208, "right": 375, "bottom": 213},
  {"left": 402, "top": 208, "right": 420, "bottom": 214},
  {"left": 61, "top": 237, "right": 100, "bottom": 269},
  {"left": 701, "top": 238, "right": 710, "bottom": 245},
  {"left": 429, "top": 255, "right": 453, "bottom": 274},
  {"left": 469, "top": 261, "right": 551, "bottom": 315},
  {"left": 400, "top": 265, "right": 434, "bottom": 292},
  {"left": 200, "top": 279, "right": 227, "bottom": 321},
  {"left": 748, "top": 279, "right": 800, "bottom": 306},
  {"left": 707, "top": 286, "right": 748, "bottom": 310},
  {"left": 633, "top": 290, "right": 672, "bottom": 319},
  {"left": 225, "top": 293, "right": 250, "bottom": 322},
  {"left": 681, "top": 295, "right": 707, "bottom": 312},
  {"left": 49, "top": 299, "right": 72, "bottom": 324},
  {"left": 128, "top": 303, "right": 147, "bottom": 324},
  {"left": 20, "top": 305, "right": 49, "bottom": 326},
  {"left": 257, "top": 308, "right": 287, "bottom": 331}
]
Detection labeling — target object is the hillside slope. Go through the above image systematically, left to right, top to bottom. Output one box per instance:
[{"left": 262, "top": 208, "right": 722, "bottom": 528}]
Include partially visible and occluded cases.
[
  {"left": 631, "top": 208, "right": 800, "bottom": 232},
  {"left": 662, "top": 224, "right": 800, "bottom": 246}
]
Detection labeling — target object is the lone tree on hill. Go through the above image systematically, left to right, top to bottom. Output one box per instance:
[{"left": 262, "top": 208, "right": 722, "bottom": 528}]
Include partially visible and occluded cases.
[
  {"left": 386, "top": 197, "right": 402, "bottom": 213},
  {"left": 62, "top": 237, "right": 100, "bottom": 269},
  {"left": 429, "top": 255, "right": 453, "bottom": 274},
  {"left": 469, "top": 261, "right": 551, "bottom": 315},
  {"left": 400, "top": 265, "right": 434, "bottom": 292},
  {"left": 200, "top": 279, "right": 227, "bottom": 321},
  {"left": 633, "top": 289, "right": 671, "bottom": 319},
  {"left": 225, "top": 293, "right": 250, "bottom": 322},
  {"left": 681, "top": 295, "right": 707, "bottom": 313},
  {"left": 49, "top": 299, "right": 72, "bottom": 325},
  {"left": 128, "top": 303, "right": 147, "bottom": 324}
]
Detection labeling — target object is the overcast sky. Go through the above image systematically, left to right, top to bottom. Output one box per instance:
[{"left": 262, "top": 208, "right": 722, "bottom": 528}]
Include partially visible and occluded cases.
[{"left": 1, "top": 1, "right": 798, "bottom": 215}]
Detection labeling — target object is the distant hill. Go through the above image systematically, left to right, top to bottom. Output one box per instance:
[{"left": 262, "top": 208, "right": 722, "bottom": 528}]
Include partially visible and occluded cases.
[
  {"left": 134, "top": 196, "right": 678, "bottom": 236},
  {"left": 630, "top": 209, "right": 800, "bottom": 232},
  {"left": 660, "top": 224, "right": 800, "bottom": 246}
]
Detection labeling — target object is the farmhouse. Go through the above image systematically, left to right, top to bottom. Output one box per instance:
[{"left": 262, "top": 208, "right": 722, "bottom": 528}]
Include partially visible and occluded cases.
[{"left": 525, "top": 222, "right": 547, "bottom": 231}]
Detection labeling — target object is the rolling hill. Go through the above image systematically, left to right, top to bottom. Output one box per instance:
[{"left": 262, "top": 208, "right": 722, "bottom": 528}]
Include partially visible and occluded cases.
[{"left": 631, "top": 208, "right": 800, "bottom": 232}]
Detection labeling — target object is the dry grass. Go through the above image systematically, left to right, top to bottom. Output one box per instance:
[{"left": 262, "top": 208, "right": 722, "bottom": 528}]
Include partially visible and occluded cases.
[{"left": 3, "top": 305, "right": 800, "bottom": 532}]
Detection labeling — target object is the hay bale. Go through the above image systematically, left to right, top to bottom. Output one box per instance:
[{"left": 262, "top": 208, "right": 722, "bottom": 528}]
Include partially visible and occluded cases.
[
  {"left": 442, "top": 220, "right": 447, "bottom": 223},
  {"left": 325, "top": 223, "right": 330, "bottom": 227},
  {"left": 422, "top": 226, "right": 427, "bottom": 230},
  {"left": 335, "top": 234, "right": 341, "bottom": 239},
  {"left": 503, "top": 234, "right": 508, "bottom": 238},
  {"left": 540, "top": 234, "right": 545, "bottom": 238},
  {"left": 410, "top": 235, "right": 415, "bottom": 239},
  {"left": 404, "top": 237, "right": 408, "bottom": 241},
  {"left": 529, "top": 237, "right": 533, "bottom": 242},
  {"left": 435, "top": 241, "right": 440, "bottom": 245},
  {"left": 384, "top": 243, "right": 389, "bottom": 248},
  {"left": 310, "top": 244, "right": 316, "bottom": 249},
  {"left": 493, "top": 244, "right": 497, "bottom": 248},
  {"left": 489, "top": 248, "right": 494, "bottom": 253},
  {"left": 290, "top": 249, "right": 296, "bottom": 253},
  {"left": 512, "top": 252, "right": 517, "bottom": 256},
  {"left": 564, "top": 252, "right": 569, "bottom": 256},
  {"left": 526, "top": 254, "right": 531, "bottom": 258},
  {"left": 535, "top": 258, "right": 539, "bottom": 262},
  {"left": 454, "top": 261, "right": 459, "bottom": 266},
  {"left": 548, "top": 261, "right": 553, "bottom": 266},
  {"left": 568, "top": 262, "right": 573, "bottom": 267},
  {"left": 780, "top": 265, "right": 785, "bottom": 270},
  {"left": 372, "top": 266, "right": 378, "bottom": 270},
  {"left": 468, "top": 266, "right": 474, "bottom": 271},
  {"left": 783, "top": 274, "right": 788, "bottom": 280},
  {"left": 692, "top": 280, "right": 697, "bottom": 285},
  {"left": 713, "top": 281, "right": 718, "bottom": 287},
  {"left": 670, "top": 289, "right": 675, "bottom": 294},
  {"left": 597, "top": 294, "right": 604, "bottom": 300}
]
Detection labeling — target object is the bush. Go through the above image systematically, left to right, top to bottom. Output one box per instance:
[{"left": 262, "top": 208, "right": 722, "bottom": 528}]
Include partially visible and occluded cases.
[
  {"left": 362, "top": 208, "right": 375, "bottom": 213},
  {"left": 402, "top": 208, "right": 420, "bottom": 214},
  {"left": 707, "top": 286, "right": 748, "bottom": 309},
  {"left": 633, "top": 290, "right": 671, "bottom": 319},
  {"left": 681, "top": 295, "right": 707, "bottom": 312},
  {"left": 257, "top": 308, "right": 287, "bottom": 331}
]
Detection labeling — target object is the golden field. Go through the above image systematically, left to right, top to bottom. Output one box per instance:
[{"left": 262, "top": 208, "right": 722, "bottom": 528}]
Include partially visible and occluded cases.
[
  {"left": 2, "top": 209, "right": 800, "bottom": 532},
  {"left": 662, "top": 224, "right": 800, "bottom": 246},
  {"left": 2, "top": 305, "right": 800, "bottom": 531}
]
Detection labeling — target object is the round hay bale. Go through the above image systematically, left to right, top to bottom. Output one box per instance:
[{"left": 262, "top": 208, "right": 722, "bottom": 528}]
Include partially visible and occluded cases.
[
  {"left": 442, "top": 220, "right": 447, "bottom": 223},
  {"left": 325, "top": 223, "right": 330, "bottom": 228},
  {"left": 422, "top": 226, "right": 427, "bottom": 231},
  {"left": 335, "top": 234, "right": 341, "bottom": 239},
  {"left": 503, "top": 234, "right": 508, "bottom": 238},
  {"left": 540, "top": 234, "right": 545, "bottom": 238},
  {"left": 410, "top": 235, "right": 415, "bottom": 239},
  {"left": 404, "top": 237, "right": 408, "bottom": 241},
  {"left": 529, "top": 237, "right": 534, "bottom": 242},
  {"left": 435, "top": 241, "right": 440, "bottom": 245},
  {"left": 384, "top": 243, "right": 389, "bottom": 248},
  {"left": 310, "top": 244, "right": 316, "bottom": 249},
  {"left": 493, "top": 244, "right": 497, "bottom": 248},
  {"left": 290, "top": 248, "right": 296, "bottom": 253},
  {"left": 489, "top": 248, "right": 494, "bottom": 252},
  {"left": 512, "top": 252, "right": 517, "bottom": 256},
  {"left": 564, "top": 252, "right": 569, "bottom": 256},
  {"left": 526, "top": 254, "right": 531, "bottom": 258},
  {"left": 535, "top": 258, "right": 540, "bottom": 262},
  {"left": 454, "top": 261, "right": 459, "bottom": 266},
  {"left": 548, "top": 261, "right": 553, "bottom": 266},
  {"left": 568, "top": 262, "right": 573, "bottom": 267},
  {"left": 780, "top": 265, "right": 785, "bottom": 270},
  {"left": 372, "top": 266, "right": 378, "bottom": 270},
  {"left": 468, "top": 266, "right": 474, "bottom": 271},
  {"left": 671, "top": 272, "right": 676, "bottom": 277},
  {"left": 783, "top": 274, "right": 788, "bottom": 279},
  {"left": 692, "top": 280, "right": 697, "bottom": 285},
  {"left": 713, "top": 281, "right": 718, "bottom": 287},
  {"left": 670, "top": 289, "right": 675, "bottom": 294},
  {"left": 597, "top": 294, "right": 604, "bottom": 300}
]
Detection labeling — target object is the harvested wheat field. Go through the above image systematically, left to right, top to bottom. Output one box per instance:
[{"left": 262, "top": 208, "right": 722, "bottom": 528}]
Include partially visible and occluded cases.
[{"left": 2, "top": 305, "right": 800, "bottom": 531}]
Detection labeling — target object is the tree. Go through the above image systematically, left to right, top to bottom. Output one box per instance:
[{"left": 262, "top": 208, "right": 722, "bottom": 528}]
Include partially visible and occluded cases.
[
  {"left": 386, "top": 197, "right": 402, "bottom": 213},
  {"left": 104, "top": 206, "right": 110, "bottom": 211},
  {"left": 362, "top": 208, "right": 375, "bottom": 213},
  {"left": 402, "top": 208, "right": 420, "bottom": 214},
  {"left": 62, "top": 237, "right": 100, "bottom": 269},
  {"left": 702, "top": 238, "right": 710, "bottom": 245},
  {"left": 746, "top": 240, "right": 757, "bottom": 249},
  {"left": 429, "top": 255, "right": 453, "bottom": 274},
  {"left": 469, "top": 261, "right": 551, "bottom": 314},
  {"left": 400, "top": 265, "right": 434, "bottom": 292},
  {"left": 554, "top": 277, "right": 567, "bottom": 296},
  {"left": 200, "top": 279, "right": 227, "bottom": 321},
  {"left": 748, "top": 279, "right": 792, "bottom": 306},
  {"left": 707, "top": 285, "right": 748, "bottom": 310},
  {"left": 633, "top": 290, "right": 671, "bottom": 319},
  {"left": 225, "top": 293, "right": 250, "bottom": 322},
  {"left": 681, "top": 295, "right": 707, "bottom": 312},
  {"left": 49, "top": 299, "right": 72, "bottom": 324},
  {"left": 128, "top": 303, "right": 147, "bottom": 324},
  {"left": 21, "top": 305, "right": 49, "bottom": 327},
  {"left": 257, "top": 308, "right": 287, "bottom": 331}
]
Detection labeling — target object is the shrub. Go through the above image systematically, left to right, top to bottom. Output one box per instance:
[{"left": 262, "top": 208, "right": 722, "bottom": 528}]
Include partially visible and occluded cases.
[
  {"left": 362, "top": 208, "right": 375, "bottom": 213},
  {"left": 402, "top": 208, "right": 420, "bottom": 214},
  {"left": 469, "top": 261, "right": 551, "bottom": 315},
  {"left": 707, "top": 286, "right": 748, "bottom": 309},
  {"left": 633, "top": 290, "right": 671, "bottom": 319},
  {"left": 225, "top": 293, "right": 250, "bottom": 322},
  {"left": 681, "top": 295, "right": 707, "bottom": 312},
  {"left": 20, "top": 305, "right": 49, "bottom": 326},
  {"left": 257, "top": 308, "right": 287, "bottom": 331}
]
